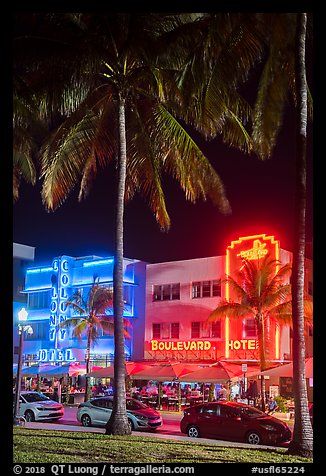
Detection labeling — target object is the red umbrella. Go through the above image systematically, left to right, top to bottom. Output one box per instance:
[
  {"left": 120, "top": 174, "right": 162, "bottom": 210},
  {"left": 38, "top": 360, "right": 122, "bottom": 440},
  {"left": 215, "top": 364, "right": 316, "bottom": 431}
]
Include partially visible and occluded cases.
[
  {"left": 259, "top": 358, "right": 313, "bottom": 378},
  {"left": 130, "top": 361, "right": 205, "bottom": 382},
  {"left": 86, "top": 362, "right": 153, "bottom": 378},
  {"left": 178, "top": 363, "right": 232, "bottom": 383}
]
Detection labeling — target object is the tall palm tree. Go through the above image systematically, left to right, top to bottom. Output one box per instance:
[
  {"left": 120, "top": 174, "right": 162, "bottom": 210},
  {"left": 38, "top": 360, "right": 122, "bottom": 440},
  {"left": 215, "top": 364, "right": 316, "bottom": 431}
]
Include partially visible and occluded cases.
[
  {"left": 184, "top": 12, "right": 313, "bottom": 456},
  {"left": 246, "top": 12, "right": 313, "bottom": 457},
  {"left": 287, "top": 12, "right": 313, "bottom": 458},
  {"left": 18, "top": 13, "right": 232, "bottom": 435},
  {"left": 207, "top": 255, "right": 312, "bottom": 411},
  {"left": 59, "top": 282, "right": 130, "bottom": 402}
]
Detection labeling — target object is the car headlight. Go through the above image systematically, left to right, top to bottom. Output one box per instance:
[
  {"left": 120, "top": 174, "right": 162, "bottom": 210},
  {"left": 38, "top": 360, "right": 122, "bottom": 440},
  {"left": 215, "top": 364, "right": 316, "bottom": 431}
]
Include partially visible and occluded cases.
[
  {"left": 37, "top": 407, "right": 47, "bottom": 411},
  {"left": 260, "top": 424, "right": 278, "bottom": 431}
]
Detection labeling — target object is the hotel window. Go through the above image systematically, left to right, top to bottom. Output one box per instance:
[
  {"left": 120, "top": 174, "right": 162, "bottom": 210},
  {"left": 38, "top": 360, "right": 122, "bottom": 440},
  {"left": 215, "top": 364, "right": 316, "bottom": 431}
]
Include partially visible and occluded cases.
[
  {"left": 212, "top": 279, "right": 221, "bottom": 297},
  {"left": 191, "top": 280, "right": 221, "bottom": 298},
  {"left": 192, "top": 282, "right": 201, "bottom": 298},
  {"left": 152, "top": 283, "right": 180, "bottom": 301},
  {"left": 28, "top": 291, "right": 50, "bottom": 309},
  {"left": 243, "top": 319, "right": 257, "bottom": 338},
  {"left": 191, "top": 321, "right": 200, "bottom": 339},
  {"left": 201, "top": 321, "right": 210, "bottom": 338},
  {"left": 211, "top": 321, "right": 221, "bottom": 338},
  {"left": 171, "top": 322, "right": 180, "bottom": 339},
  {"left": 152, "top": 323, "right": 161, "bottom": 339}
]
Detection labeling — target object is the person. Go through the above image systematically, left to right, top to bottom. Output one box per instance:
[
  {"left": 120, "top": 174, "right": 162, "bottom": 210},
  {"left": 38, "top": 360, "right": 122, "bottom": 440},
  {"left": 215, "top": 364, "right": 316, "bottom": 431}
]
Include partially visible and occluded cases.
[
  {"left": 219, "top": 384, "right": 229, "bottom": 400},
  {"left": 266, "top": 396, "right": 278, "bottom": 414}
]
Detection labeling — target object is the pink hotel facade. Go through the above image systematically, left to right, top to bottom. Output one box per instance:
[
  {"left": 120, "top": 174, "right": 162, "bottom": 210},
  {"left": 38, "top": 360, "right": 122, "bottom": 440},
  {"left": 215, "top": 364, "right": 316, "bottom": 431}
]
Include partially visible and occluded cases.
[{"left": 144, "top": 234, "right": 313, "bottom": 365}]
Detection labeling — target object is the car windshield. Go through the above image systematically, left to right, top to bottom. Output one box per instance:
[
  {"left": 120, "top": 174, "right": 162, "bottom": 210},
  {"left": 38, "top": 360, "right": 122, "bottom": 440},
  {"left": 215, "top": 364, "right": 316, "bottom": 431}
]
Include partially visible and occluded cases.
[
  {"left": 22, "top": 392, "right": 50, "bottom": 403},
  {"left": 126, "top": 399, "right": 148, "bottom": 410},
  {"left": 240, "top": 406, "right": 266, "bottom": 418}
]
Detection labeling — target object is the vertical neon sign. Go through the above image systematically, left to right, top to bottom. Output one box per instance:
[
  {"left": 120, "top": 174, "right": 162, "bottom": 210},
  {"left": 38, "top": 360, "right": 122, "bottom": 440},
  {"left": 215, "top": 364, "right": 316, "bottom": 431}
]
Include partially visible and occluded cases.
[
  {"left": 225, "top": 234, "right": 281, "bottom": 360},
  {"left": 58, "top": 258, "right": 70, "bottom": 343},
  {"left": 49, "top": 259, "right": 59, "bottom": 343}
]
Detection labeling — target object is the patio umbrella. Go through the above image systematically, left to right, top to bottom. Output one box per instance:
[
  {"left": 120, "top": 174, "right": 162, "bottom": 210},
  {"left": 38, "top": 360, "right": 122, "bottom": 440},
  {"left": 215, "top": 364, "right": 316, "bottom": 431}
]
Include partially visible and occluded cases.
[
  {"left": 259, "top": 358, "right": 313, "bottom": 378},
  {"left": 86, "top": 361, "right": 153, "bottom": 378},
  {"left": 130, "top": 361, "right": 205, "bottom": 382},
  {"left": 44, "top": 363, "right": 88, "bottom": 377},
  {"left": 178, "top": 363, "right": 232, "bottom": 383},
  {"left": 20, "top": 364, "right": 61, "bottom": 377}
]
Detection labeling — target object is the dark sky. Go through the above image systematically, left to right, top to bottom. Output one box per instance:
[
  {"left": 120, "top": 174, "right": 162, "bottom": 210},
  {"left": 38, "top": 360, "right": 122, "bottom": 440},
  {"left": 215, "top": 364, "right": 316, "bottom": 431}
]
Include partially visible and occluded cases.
[{"left": 13, "top": 105, "right": 313, "bottom": 266}]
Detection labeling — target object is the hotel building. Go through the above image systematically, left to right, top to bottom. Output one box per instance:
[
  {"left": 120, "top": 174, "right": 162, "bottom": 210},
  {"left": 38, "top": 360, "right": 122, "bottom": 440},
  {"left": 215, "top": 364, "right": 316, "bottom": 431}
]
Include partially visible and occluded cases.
[{"left": 14, "top": 234, "right": 313, "bottom": 370}]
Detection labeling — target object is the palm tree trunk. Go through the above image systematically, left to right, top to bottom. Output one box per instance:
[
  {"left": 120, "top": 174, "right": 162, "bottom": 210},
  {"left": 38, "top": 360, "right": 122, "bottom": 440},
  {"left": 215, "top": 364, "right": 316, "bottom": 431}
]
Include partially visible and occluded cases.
[
  {"left": 287, "top": 13, "right": 313, "bottom": 458},
  {"left": 105, "top": 95, "right": 131, "bottom": 435},
  {"left": 257, "top": 314, "right": 267, "bottom": 411},
  {"left": 84, "top": 331, "right": 92, "bottom": 402}
]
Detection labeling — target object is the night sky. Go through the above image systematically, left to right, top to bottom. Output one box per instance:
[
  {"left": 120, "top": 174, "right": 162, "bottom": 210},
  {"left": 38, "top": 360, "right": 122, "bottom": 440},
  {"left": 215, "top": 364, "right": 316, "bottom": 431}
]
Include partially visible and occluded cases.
[{"left": 13, "top": 104, "right": 313, "bottom": 266}]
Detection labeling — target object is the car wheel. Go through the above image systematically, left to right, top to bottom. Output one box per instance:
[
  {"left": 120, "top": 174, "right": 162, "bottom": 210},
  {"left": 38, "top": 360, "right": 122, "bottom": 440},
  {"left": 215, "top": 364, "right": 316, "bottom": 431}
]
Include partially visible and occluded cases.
[
  {"left": 24, "top": 410, "right": 35, "bottom": 422},
  {"left": 81, "top": 414, "right": 92, "bottom": 427},
  {"left": 128, "top": 419, "right": 134, "bottom": 431},
  {"left": 187, "top": 425, "right": 200, "bottom": 438},
  {"left": 246, "top": 430, "right": 261, "bottom": 445}
]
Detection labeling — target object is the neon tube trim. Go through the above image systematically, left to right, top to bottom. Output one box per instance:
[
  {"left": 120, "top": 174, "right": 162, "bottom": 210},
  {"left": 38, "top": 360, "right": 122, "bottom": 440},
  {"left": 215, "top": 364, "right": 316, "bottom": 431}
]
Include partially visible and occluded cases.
[{"left": 83, "top": 259, "right": 114, "bottom": 267}]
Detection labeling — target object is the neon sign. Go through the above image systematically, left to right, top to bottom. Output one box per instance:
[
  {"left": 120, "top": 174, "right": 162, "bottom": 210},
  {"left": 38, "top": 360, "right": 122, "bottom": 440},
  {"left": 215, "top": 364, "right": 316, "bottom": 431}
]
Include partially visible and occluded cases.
[
  {"left": 237, "top": 239, "right": 268, "bottom": 260},
  {"left": 227, "top": 339, "right": 258, "bottom": 350},
  {"left": 150, "top": 340, "right": 211, "bottom": 351},
  {"left": 38, "top": 348, "right": 75, "bottom": 362}
]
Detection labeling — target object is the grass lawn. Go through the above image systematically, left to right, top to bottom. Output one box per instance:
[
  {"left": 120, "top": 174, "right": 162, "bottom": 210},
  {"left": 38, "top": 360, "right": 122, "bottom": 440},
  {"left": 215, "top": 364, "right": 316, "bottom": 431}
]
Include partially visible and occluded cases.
[{"left": 13, "top": 428, "right": 312, "bottom": 464}]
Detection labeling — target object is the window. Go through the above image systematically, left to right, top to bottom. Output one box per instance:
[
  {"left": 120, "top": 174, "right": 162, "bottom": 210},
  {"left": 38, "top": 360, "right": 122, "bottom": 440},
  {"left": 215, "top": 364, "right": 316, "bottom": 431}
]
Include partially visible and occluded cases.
[
  {"left": 191, "top": 280, "right": 221, "bottom": 298},
  {"left": 212, "top": 280, "right": 221, "bottom": 297},
  {"left": 202, "top": 281, "right": 211, "bottom": 297},
  {"left": 192, "top": 282, "right": 201, "bottom": 299},
  {"left": 152, "top": 283, "right": 180, "bottom": 301},
  {"left": 153, "top": 285, "right": 161, "bottom": 301},
  {"left": 28, "top": 291, "right": 50, "bottom": 309},
  {"left": 243, "top": 319, "right": 257, "bottom": 338},
  {"left": 201, "top": 321, "right": 210, "bottom": 338},
  {"left": 211, "top": 321, "right": 221, "bottom": 338},
  {"left": 171, "top": 322, "right": 179, "bottom": 339},
  {"left": 191, "top": 322, "right": 200, "bottom": 339},
  {"left": 152, "top": 323, "right": 161, "bottom": 339},
  {"left": 201, "top": 404, "right": 217, "bottom": 415},
  {"left": 219, "top": 405, "right": 240, "bottom": 419}
]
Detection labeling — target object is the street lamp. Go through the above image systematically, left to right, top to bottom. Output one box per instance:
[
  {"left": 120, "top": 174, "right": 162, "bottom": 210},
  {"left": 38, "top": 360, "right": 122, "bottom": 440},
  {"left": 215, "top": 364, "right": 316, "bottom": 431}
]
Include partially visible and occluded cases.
[{"left": 13, "top": 308, "right": 33, "bottom": 425}]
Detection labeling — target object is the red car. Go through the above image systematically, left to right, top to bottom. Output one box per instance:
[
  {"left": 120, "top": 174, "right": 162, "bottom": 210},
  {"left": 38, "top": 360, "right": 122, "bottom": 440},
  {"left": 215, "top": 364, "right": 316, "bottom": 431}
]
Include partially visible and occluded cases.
[{"left": 180, "top": 401, "right": 292, "bottom": 446}]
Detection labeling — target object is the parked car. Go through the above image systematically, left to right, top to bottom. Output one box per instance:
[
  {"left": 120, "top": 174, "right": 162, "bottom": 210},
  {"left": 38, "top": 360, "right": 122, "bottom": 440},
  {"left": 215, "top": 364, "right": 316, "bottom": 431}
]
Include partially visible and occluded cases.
[
  {"left": 14, "top": 391, "right": 64, "bottom": 422},
  {"left": 77, "top": 396, "right": 162, "bottom": 431},
  {"left": 180, "top": 401, "right": 292, "bottom": 446}
]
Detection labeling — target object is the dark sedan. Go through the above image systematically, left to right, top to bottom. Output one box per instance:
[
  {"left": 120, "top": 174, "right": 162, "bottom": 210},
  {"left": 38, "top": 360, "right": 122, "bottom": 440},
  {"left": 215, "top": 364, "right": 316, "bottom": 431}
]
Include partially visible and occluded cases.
[{"left": 180, "top": 401, "right": 292, "bottom": 446}]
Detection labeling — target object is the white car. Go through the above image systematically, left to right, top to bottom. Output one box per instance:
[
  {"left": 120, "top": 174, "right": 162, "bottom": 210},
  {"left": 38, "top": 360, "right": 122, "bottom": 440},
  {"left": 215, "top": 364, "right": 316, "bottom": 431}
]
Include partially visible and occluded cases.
[
  {"left": 14, "top": 391, "right": 64, "bottom": 422},
  {"left": 77, "top": 396, "right": 162, "bottom": 430}
]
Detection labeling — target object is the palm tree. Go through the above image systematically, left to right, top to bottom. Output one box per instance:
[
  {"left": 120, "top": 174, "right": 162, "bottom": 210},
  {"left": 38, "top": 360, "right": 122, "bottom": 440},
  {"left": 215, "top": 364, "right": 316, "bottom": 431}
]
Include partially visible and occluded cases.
[
  {"left": 183, "top": 12, "right": 313, "bottom": 457},
  {"left": 244, "top": 12, "right": 313, "bottom": 457},
  {"left": 286, "top": 12, "right": 313, "bottom": 458},
  {"left": 16, "top": 13, "right": 232, "bottom": 435},
  {"left": 207, "top": 255, "right": 312, "bottom": 411},
  {"left": 59, "top": 282, "right": 130, "bottom": 402}
]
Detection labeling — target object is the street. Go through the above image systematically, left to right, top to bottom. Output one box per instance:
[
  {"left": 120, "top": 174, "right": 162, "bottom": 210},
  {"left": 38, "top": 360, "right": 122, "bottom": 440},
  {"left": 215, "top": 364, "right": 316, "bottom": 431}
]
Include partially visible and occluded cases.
[{"left": 21, "top": 405, "right": 293, "bottom": 449}]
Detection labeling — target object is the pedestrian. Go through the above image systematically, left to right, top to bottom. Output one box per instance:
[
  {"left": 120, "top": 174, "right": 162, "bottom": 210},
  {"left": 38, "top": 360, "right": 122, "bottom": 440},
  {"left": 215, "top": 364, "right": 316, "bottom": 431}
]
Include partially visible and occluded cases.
[{"left": 266, "top": 396, "right": 278, "bottom": 414}]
